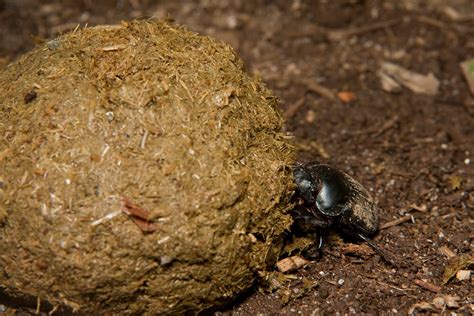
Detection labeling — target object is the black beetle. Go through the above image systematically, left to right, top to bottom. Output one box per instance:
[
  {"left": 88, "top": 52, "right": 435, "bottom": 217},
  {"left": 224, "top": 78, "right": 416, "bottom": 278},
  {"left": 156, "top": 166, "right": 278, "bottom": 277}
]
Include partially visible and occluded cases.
[{"left": 292, "top": 162, "right": 393, "bottom": 264}]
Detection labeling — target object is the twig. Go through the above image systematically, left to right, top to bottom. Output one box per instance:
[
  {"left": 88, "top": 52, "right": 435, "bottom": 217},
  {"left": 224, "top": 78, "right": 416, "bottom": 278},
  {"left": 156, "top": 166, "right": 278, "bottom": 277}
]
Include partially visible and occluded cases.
[
  {"left": 443, "top": 6, "right": 474, "bottom": 22},
  {"left": 416, "top": 15, "right": 472, "bottom": 34},
  {"left": 416, "top": 16, "right": 447, "bottom": 29},
  {"left": 327, "top": 19, "right": 401, "bottom": 41},
  {"left": 101, "top": 44, "right": 127, "bottom": 51},
  {"left": 298, "top": 78, "right": 336, "bottom": 100},
  {"left": 284, "top": 96, "right": 306, "bottom": 119},
  {"left": 349, "top": 115, "right": 399, "bottom": 137},
  {"left": 374, "top": 115, "right": 399, "bottom": 137},
  {"left": 140, "top": 129, "right": 149, "bottom": 149},
  {"left": 389, "top": 171, "right": 414, "bottom": 179},
  {"left": 406, "top": 204, "right": 428, "bottom": 213},
  {"left": 91, "top": 210, "right": 122, "bottom": 226},
  {"left": 379, "top": 215, "right": 413, "bottom": 230},
  {"left": 361, "top": 278, "right": 417, "bottom": 297},
  {"left": 414, "top": 279, "right": 441, "bottom": 293},
  {"left": 36, "top": 297, "right": 41, "bottom": 314},
  {"left": 48, "top": 305, "right": 59, "bottom": 315}
]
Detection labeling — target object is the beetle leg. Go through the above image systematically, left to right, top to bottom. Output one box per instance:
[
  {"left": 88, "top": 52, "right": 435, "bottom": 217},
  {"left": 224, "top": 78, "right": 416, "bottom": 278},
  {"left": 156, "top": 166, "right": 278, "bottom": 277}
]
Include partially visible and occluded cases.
[
  {"left": 290, "top": 206, "right": 333, "bottom": 235},
  {"left": 355, "top": 233, "right": 397, "bottom": 267},
  {"left": 318, "top": 234, "right": 324, "bottom": 249}
]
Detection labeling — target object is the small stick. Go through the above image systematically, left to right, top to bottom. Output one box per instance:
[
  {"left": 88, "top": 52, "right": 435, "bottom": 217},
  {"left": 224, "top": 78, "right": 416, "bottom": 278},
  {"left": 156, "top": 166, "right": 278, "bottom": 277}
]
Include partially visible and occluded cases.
[
  {"left": 285, "top": 19, "right": 401, "bottom": 40},
  {"left": 327, "top": 19, "right": 401, "bottom": 41},
  {"left": 102, "top": 44, "right": 127, "bottom": 51},
  {"left": 299, "top": 78, "right": 336, "bottom": 100},
  {"left": 284, "top": 96, "right": 306, "bottom": 119},
  {"left": 350, "top": 115, "right": 400, "bottom": 137},
  {"left": 373, "top": 115, "right": 399, "bottom": 137},
  {"left": 140, "top": 129, "right": 149, "bottom": 149},
  {"left": 406, "top": 204, "right": 428, "bottom": 213},
  {"left": 91, "top": 210, "right": 122, "bottom": 226},
  {"left": 379, "top": 215, "right": 413, "bottom": 230},
  {"left": 414, "top": 279, "right": 441, "bottom": 293},
  {"left": 36, "top": 297, "right": 41, "bottom": 314},
  {"left": 48, "top": 305, "right": 59, "bottom": 315}
]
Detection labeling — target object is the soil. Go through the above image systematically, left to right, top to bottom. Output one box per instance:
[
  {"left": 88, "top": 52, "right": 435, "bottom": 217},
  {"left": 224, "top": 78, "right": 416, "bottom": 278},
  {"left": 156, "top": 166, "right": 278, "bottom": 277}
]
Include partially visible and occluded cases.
[{"left": 1, "top": 0, "right": 473, "bottom": 315}]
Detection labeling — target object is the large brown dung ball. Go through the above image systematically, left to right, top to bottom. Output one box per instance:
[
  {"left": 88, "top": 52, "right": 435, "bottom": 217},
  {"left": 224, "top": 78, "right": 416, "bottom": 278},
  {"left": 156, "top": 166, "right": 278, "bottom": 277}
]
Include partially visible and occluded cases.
[{"left": 0, "top": 21, "right": 295, "bottom": 314}]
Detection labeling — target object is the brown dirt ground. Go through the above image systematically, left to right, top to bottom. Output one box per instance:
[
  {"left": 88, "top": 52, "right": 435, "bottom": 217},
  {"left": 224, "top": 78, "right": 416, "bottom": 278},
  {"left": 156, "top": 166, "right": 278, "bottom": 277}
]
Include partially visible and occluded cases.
[{"left": 1, "top": 0, "right": 473, "bottom": 315}]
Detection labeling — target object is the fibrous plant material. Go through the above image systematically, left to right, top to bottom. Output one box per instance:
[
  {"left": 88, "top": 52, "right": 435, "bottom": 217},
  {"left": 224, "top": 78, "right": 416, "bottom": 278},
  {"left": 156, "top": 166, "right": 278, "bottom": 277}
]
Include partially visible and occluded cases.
[{"left": 0, "top": 20, "right": 295, "bottom": 314}]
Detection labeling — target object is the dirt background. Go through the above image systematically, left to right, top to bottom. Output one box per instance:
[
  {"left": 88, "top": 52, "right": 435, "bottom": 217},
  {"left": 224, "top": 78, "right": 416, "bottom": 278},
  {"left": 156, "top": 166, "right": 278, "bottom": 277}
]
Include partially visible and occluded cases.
[{"left": 0, "top": 0, "right": 473, "bottom": 314}]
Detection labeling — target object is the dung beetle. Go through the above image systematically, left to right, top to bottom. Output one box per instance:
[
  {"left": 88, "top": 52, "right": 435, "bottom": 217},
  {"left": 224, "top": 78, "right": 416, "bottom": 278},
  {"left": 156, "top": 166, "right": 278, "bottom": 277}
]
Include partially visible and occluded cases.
[{"left": 292, "top": 163, "right": 393, "bottom": 264}]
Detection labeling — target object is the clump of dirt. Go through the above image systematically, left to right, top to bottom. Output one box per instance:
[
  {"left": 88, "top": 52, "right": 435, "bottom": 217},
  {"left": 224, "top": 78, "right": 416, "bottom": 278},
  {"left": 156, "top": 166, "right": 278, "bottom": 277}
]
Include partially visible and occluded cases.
[{"left": 0, "top": 20, "right": 295, "bottom": 314}]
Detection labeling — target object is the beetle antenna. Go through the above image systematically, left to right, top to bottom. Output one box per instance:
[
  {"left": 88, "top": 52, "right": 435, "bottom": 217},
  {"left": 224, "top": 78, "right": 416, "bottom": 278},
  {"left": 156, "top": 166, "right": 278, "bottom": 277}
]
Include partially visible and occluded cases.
[{"left": 357, "top": 233, "right": 398, "bottom": 267}]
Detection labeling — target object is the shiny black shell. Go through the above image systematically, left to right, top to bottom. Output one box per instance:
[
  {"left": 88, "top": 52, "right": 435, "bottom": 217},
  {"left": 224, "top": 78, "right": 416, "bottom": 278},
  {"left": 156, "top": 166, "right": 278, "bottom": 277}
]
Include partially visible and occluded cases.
[{"left": 294, "top": 163, "right": 378, "bottom": 236}]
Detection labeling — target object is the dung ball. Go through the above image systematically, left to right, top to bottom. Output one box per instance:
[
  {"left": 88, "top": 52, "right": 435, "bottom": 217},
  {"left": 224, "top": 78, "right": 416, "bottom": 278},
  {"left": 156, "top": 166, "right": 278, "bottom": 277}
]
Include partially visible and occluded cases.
[{"left": 0, "top": 21, "right": 295, "bottom": 314}]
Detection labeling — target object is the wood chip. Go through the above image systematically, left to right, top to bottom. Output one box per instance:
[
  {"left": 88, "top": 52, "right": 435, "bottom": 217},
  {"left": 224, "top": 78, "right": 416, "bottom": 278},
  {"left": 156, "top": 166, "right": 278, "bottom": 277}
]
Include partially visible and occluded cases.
[
  {"left": 379, "top": 62, "right": 440, "bottom": 95},
  {"left": 337, "top": 91, "right": 357, "bottom": 103},
  {"left": 276, "top": 256, "right": 309, "bottom": 273},
  {"left": 414, "top": 279, "right": 441, "bottom": 293},
  {"left": 431, "top": 295, "right": 461, "bottom": 310},
  {"left": 444, "top": 295, "right": 460, "bottom": 308},
  {"left": 432, "top": 296, "right": 445, "bottom": 310}
]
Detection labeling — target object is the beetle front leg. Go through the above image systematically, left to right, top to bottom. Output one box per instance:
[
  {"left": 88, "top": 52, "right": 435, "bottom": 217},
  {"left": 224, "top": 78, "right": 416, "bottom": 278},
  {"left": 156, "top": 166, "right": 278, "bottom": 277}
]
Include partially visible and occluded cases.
[{"left": 290, "top": 206, "right": 333, "bottom": 235}]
